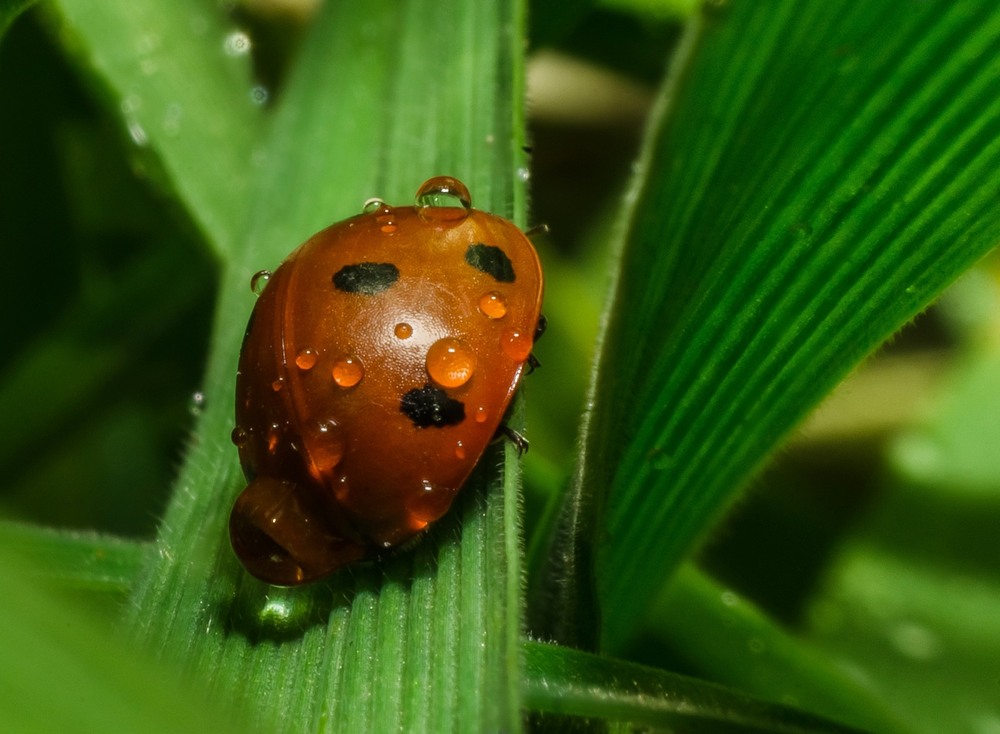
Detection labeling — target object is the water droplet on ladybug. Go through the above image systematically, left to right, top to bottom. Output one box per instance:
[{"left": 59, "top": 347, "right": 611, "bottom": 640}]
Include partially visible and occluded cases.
[
  {"left": 415, "top": 176, "right": 472, "bottom": 221},
  {"left": 362, "top": 197, "right": 386, "bottom": 215},
  {"left": 371, "top": 203, "right": 397, "bottom": 233},
  {"left": 250, "top": 270, "right": 271, "bottom": 295},
  {"left": 478, "top": 291, "right": 507, "bottom": 319},
  {"left": 394, "top": 322, "right": 413, "bottom": 339},
  {"left": 500, "top": 329, "right": 532, "bottom": 362},
  {"left": 426, "top": 337, "right": 477, "bottom": 388},
  {"left": 295, "top": 348, "right": 318, "bottom": 371},
  {"left": 332, "top": 356, "right": 364, "bottom": 388},
  {"left": 271, "top": 377, "right": 285, "bottom": 392},
  {"left": 475, "top": 406, "right": 489, "bottom": 423},
  {"left": 305, "top": 419, "right": 344, "bottom": 479},
  {"left": 267, "top": 422, "right": 283, "bottom": 453},
  {"left": 231, "top": 426, "right": 248, "bottom": 447},
  {"left": 455, "top": 441, "right": 466, "bottom": 460},
  {"left": 407, "top": 478, "right": 452, "bottom": 524}
]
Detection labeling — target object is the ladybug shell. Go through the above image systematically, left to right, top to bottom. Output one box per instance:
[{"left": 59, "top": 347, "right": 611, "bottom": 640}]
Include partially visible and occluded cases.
[{"left": 231, "top": 198, "right": 542, "bottom": 585}]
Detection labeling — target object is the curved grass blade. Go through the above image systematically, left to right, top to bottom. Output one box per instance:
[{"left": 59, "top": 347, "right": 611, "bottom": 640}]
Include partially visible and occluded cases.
[{"left": 543, "top": 0, "right": 1000, "bottom": 652}]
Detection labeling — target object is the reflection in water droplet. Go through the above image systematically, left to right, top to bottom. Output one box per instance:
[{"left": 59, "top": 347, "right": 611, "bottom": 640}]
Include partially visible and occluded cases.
[
  {"left": 223, "top": 30, "right": 252, "bottom": 57},
  {"left": 415, "top": 176, "right": 472, "bottom": 221},
  {"left": 362, "top": 197, "right": 386, "bottom": 215},
  {"left": 375, "top": 204, "right": 397, "bottom": 233},
  {"left": 250, "top": 270, "right": 271, "bottom": 295},
  {"left": 478, "top": 291, "right": 507, "bottom": 319},
  {"left": 394, "top": 322, "right": 413, "bottom": 339},
  {"left": 500, "top": 329, "right": 532, "bottom": 362},
  {"left": 426, "top": 337, "right": 477, "bottom": 388},
  {"left": 295, "top": 348, "right": 318, "bottom": 371},
  {"left": 332, "top": 356, "right": 364, "bottom": 387},
  {"left": 271, "top": 377, "right": 284, "bottom": 392},
  {"left": 474, "top": 406, "right": 489, "bottom": 423},
  {"left": 306, "top": 419, "right": 344, "bottom": 479},
  {"left": 266, "top": 422, "right": 282, "bottom": 453},
  {"left": 231, "top": 426, "right": 248, "bottom": 447}
]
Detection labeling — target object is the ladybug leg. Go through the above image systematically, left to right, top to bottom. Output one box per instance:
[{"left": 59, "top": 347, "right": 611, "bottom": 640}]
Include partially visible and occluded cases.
[
  {"left": 525, "top": 313, "right": 547, "bottom": 374},
  {"left": 496, "top": 424, "right": 530, "bottom": 456}
]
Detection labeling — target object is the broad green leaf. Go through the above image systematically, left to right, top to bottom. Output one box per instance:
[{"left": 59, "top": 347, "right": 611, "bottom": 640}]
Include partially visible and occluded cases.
[
  {"left": 44, "top": 0, "right": 530, "bottom": 731},
  {"left": 48, "top": 0, "right": 262, "bottom": 257},
  {"left": 539, "top": 0, "right": 1000, "bottom": 652},
  {"left": 0, "top": 520, "right": 145, "bottom": 596},
  {"left": 0, "top": 543, "right": 252, "bottom": 734},
  {"left": 647, "top": 565, "right": 908, "bottom": 734},
  {"left": 522, "top": 639, "right": 863, "bottom": 733}
]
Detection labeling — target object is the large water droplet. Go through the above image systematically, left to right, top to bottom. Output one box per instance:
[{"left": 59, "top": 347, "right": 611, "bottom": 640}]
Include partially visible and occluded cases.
[
  {"left": 415, "top": 176, "right": 472, "bottom": 221},
  {"left": 362, "top": 197, "right": 386, "bottom": 215},
  {"left": 250, "top": 270, "right": 271, "bottom": 295},
  {"left": 478, "top": 291, "right": 507, "bottom": 319},
  {"left": 394, "top": 322, "right": 413, "bottom": 339},
  {"left": 500, "top": 329, "right": 532, "bottom": 362},
  {"left": 426, "top": 337, "right": 477, "bottom": 388},
  {"left": 295, "top": 348, "right": 318, "bottom": 371},
  {"left": 332, "top": 356, "right": 364, "bottom": 388}
]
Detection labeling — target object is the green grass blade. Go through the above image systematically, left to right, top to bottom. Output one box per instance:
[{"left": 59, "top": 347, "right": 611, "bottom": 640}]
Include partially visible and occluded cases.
[
  {"left": 549, "top": 0, "right": 1000, "bottom": 652},
  {"left": 73, "top": 1, "right": 530, "bottom": 731},
  {"left": 0, "top": 520, "right": 146, "bottom": 595},
  {"left": 0, "top": 543, "right": 255, "bottom": 734},
  {"left": 648, "top": 565, "right": 908, "bottom": 734},
  {"left": 522, "top": 640, "right": 863, "bottom": 733}
]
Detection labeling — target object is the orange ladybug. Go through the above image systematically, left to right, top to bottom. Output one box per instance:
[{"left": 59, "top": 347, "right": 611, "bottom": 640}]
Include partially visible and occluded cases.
[{"left": 229, "top": 176, "right": 544, "bottom": 585}]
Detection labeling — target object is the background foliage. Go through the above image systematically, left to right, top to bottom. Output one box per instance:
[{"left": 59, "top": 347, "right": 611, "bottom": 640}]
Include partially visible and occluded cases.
[{"left": 2, "top": 1, "right": 999, "bottom": 732}]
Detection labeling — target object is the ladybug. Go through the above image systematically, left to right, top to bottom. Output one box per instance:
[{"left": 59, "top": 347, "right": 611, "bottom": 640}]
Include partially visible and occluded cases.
[{"left": 229, "top": 176, "right": 544, "bottom": 585}]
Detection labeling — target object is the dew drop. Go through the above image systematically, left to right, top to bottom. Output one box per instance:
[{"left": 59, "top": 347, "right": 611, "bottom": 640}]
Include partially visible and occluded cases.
[
  {"left": 223, "top": 30, "right": 252, "bottom": 57},
  {"left": 250, "top": 85, "right": 269, "bottom": 105},
  {"left": 516, "top": 167, "right": 530, "bottom": 182},
  {"left": 415, "top": 176, "right": 472, "bottom": 221},
  {"left": 362, "top": 197, "right": 386, "bottom": 214},
  {"left": 364, "top": 203, "right": 396, "bottom": 233},
  {"left": 250, "top": 270, "right": 271, "bottom": 295},
  {"left": 478, "top": 291, "right": 507, "bottom": 319},
  {"left": 394, "top": 322, "right": 413, "bottom": 339},
  {"left": 500, "top": 329, "right": 533, "bottom": 362},
  {"left": 426, "top": 337, "right": 477, "bottom": 388},
  {"left": 295, "top": 348, "right": 318, "bottom": 371},
  {"left": 332, "top": 356, "right": 364, "bottom": 388},
  {"left": 271, "top": 377, "right": 285, "bottom": 392},
  {"left": 190, "top": 391, "right": 206, "bottom": 416},
  {"left": 474, "top": 406, "right": 489, "bottom": 424},
  {"left": 306, "top": 419, "right": 344, "bottom": 478},
  {"left": 266, "top": 422, "right": 282, "bottom": 453},
  {"left": 231, "top": 426, "right": 248, "bottom": 447},
  {"left": 455, "top": 441, "right": 466, "bottom": 460},
  {"left": 406, "top": 478, "right": 451, "bottom": 523}
]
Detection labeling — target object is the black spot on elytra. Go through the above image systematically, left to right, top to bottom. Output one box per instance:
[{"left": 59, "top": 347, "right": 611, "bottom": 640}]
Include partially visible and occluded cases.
[
  {"left": 465, "top": 243, "right": 515, "bottom": 282},
  {"left": 332, "top": 263, "right": 399, "bottom": 295},
  {"left": 400, "top": 384, "right": 465, "bottom": 428}
]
